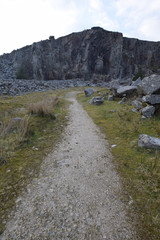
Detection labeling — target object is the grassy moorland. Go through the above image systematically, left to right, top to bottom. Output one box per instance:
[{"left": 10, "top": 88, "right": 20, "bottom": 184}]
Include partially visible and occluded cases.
[
  {"left": 78, "top": 88, "right": 160, "bottom": 240},
  {"left": 0, "top": 90, "right": 69, "bottom": 234}
]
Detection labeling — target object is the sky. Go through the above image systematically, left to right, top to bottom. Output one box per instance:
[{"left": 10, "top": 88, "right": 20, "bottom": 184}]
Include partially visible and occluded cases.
[{"left": 0, "top": 0, "right": 160, "bottom": 55}]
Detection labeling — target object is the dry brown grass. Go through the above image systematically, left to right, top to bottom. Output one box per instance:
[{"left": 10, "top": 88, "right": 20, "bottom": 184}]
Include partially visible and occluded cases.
[{"left": 29, "top": 96, "right": 58, "bottom": 119}]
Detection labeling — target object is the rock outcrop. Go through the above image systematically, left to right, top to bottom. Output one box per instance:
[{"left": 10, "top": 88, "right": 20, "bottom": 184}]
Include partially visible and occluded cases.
[{"left": 0, "top": 27, "right": 160, "bottom": 81}]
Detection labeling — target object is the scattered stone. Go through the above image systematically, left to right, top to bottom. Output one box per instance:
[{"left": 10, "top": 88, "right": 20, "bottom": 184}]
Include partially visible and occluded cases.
[
  {"left": 138, "top": 74, "right": 160, "bottom": 95},
  {"left": 131, "top": 77, "right": 142, "bottom": 86},
  {"left": 117, "top": 86, "right": 137, "bottom": 96},
  {"left": 84, "top": 88, "right": 94, "bottom": 97},
  {"left": 103, "top": 92, "right": 108, "bottom": 97},
  {"left": 142, "top": 94, "right": 160, "bottom": 105},
  {"left": 108, "top": 95, "right": 114, "bottom": 101},
  {"left": 89, "top": 96, "right": 104, "bottom": 105},
  {"left": 118, "top": 97, "right": 127, "bottom": 104},
  {"left": 131, "top": 100, "right": 142, "bottom": 110},
  {"left": 142, "top": 105, "right": 155, "bottom": 118},
  {"left": 132, "top": 108, "right": 137, "bottom": 113},
  {"left": 12, "top": 117, "right": 22, "bottom": 122},
  {"left": 138, "top": 134, "right": 160, "bottom": 149},
  {"left": 111, "top": 144, "right": 117, "bottom": 148}
]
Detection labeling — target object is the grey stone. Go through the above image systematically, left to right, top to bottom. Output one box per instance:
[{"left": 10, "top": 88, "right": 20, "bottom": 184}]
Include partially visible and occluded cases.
[
  {"left": 0, "top": 27, "right": 160, "bottom": 81},
  {"left": 138, "top": 74, "right": 160, "bottom": 95},
  {"left": 131, "top": 77, "right": 142, "bottom": 86},
  {"left": 119, "top": 78, "right": 132, "bottom": 86},
  {"left": 117, "top": 86, "right": 137, "bottom": 96},
  {"left": 84, "top": 88, "right": 94, "bottom": 97},
  {"left": 103, "top": 92, "right": 108, "bottom": 97},
  {"left": 142, "top": 94, "right": 160, "bottom": 105},
  {"left": 108, "top": 95, "right": 114, "bottom": 101},
  {"left": 89, "top": 96, "right": 104, "bottom": 105},
  {"left": 118, "top": 97, "right": 127, "bottom": 104},
  {"left": 131, "top": 100, "right": 142, "bottom": 110},
  {"left": 142, "top": 105, "right": 155, "bottom": 118},
  {"left": 132, "top": 108, "right": 137, "bottom": 113},
  {"left": 12, "top": 117, "right": 22, "bottom": 122},
  {"left": 139, "top": 134, "right": 160, "bottom": 149}
]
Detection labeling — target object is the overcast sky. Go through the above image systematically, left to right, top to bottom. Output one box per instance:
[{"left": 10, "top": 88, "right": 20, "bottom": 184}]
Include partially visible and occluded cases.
[{"left": 0, "top": 0, "right": 160, "bottom": 55}]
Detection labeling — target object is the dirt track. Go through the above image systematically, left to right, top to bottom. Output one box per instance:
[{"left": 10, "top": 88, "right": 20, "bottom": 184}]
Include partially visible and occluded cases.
[{"left": 1, "top": 92, "right": 139, "bottom": 240}]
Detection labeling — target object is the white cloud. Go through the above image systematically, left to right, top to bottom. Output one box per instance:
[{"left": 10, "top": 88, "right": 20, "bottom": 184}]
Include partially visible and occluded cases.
[
  {"left": 0, "top": 0, "right": 160, "bottom": 55},
  {"left": 0, "top": 0, "right": 79, "bottom": 54},
  {"left": 89, "top": 0, "right": 102, "bottom": 11},
  {"left": 114, "top": 0, "right": 160, "bottom": 40}
]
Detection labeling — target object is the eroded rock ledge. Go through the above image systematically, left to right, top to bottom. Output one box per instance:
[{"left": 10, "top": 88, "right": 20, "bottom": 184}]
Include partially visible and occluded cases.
[{"left": 0, "top": 27, "right": 160, "bottom": 81}]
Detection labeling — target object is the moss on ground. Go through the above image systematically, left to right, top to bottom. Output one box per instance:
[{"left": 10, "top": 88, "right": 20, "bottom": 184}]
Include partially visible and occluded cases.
[
  {"left": 78, "top": 88, "right": 160, "bottom": 240},
  {"left": 0, "top": 90, "right": 70, "bottom": 234}
]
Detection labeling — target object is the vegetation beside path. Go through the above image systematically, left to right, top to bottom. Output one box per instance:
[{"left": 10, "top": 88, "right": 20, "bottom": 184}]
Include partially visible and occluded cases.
[
  {"left": 78, "top": 88, "right": 160, "bottom": 240},
  {"left": 0, "top": 90, "right": 70, "bottom": 234}
]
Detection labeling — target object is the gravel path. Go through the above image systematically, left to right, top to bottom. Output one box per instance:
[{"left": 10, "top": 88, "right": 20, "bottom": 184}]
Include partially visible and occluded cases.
[{"left": 1, "top": 92, "right": 139, "bottom": 240}]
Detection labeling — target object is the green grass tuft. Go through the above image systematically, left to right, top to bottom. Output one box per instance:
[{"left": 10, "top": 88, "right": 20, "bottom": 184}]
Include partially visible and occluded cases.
[{"left": 0, "top": 90, "right": 69, "bottom": 234}]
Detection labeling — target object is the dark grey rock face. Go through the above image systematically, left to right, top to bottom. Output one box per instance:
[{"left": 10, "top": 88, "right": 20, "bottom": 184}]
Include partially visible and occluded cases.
[
  {"left": 0, "top": 27, "right": 160, "bottom": 81},
  {"left": 139, "top": 134, "right": 160, "bottom": 149}
]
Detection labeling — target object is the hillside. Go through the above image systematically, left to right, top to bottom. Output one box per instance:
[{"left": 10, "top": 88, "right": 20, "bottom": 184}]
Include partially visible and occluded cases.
[{"left": 0, "top": 27, "right": 160, "bottom": 81}]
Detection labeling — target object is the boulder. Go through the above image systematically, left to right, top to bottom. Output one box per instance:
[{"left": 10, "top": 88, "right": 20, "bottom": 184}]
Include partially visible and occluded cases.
[
  {"left": 138, "top": 74, "right": 160, "bottom": 95},
  {"left": 131, "top": 77, "right": 142, "bottom": 86},
  {"left": 117, "top": 86, "right": 137, "bottom": 96},
  {"left": 84, "top": 88, "right": 94, "bottom": 97},
  {"left": 142, "top": 94, "right": 160, "bottom": 105},
  {"left": 108, "top": 95, "right": 114, "bottom": 101},
  {"left": 89, "top": 96, "right": 104, "bottom": 105},
  {"left": 131, "top": 100, "right": 142, "bottom": 110},
  {"left": 142, "top": 105, "right": 155, "bottom": 118},
  {"left": 138, "top": 134, "right": 160, "bottom": 149}
]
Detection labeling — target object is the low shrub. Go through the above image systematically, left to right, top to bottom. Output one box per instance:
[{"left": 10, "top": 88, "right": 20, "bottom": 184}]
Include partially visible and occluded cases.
[{"left": 29, "top": 96, "right": 58, "bottom": 119}]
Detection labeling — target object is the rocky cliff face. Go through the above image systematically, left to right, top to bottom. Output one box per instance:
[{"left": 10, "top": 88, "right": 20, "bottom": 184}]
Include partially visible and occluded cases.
[{"left": 0, "top": 27, "right": 160, "bottom": 81}]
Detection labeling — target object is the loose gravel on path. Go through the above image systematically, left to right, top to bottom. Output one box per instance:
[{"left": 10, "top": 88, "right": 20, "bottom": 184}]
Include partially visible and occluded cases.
[{"left": 1, "top": 92, "right": 139, "bottom": 240}]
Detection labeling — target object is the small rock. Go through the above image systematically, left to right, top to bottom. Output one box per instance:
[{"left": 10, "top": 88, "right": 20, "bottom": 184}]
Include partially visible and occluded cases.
[
  {"left": 84, "top": 88, "right": 94, "bottom": 97},
  {"left": 103, "top": 92, "right": 108, "bottom": 97},
  {"left": 108, "top": 95, "right": 114, "bottom": 101},
  {"left": 89, "top": 96, "right": 104, "bottom": 105},
  {"left": 131, "top": 99, "right": 142, "bottom": 110},
  {"left": 142, "top": 105, "right": 155, "bottom": 118},
  {"left": 132, "top": 108, "right": 137, "bottom": 113},
  {"left": 12, "top": 117, "right": 22, "bottom": 122},
  {"left": 139, "top": 134, "right": 160, "bottom": 149},
  {"left": 111, "top": 144, "right": 117, "bottom": 148}
]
